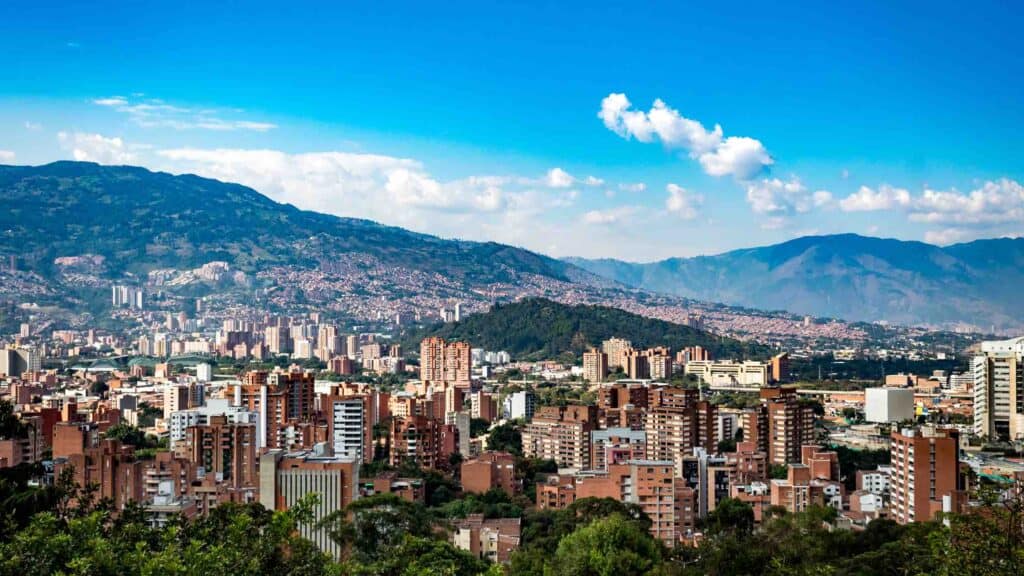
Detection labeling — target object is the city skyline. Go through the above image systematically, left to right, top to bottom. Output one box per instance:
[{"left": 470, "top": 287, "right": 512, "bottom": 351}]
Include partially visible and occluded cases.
[{"left": 2, "top": 1, "right": 1022, "bottom": 262}]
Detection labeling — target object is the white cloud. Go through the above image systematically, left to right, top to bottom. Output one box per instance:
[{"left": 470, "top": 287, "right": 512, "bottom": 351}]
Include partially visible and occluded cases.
[
  {"left": 598, "top": 93, "right": 772, "bottom": 180},
  {"left": 93, "top": 95, "right": 276, "bottom": 132},
  {"left": 93, "top": 97, "right": 128, "bottom": 107},
  {"left": 23, "top": 121, "right": 43, "bottom": 131},
  {"left": 57, "top": 132, "right": 137, "bottom": 164},
  {"left": 697, "top": 136, "right": 773, "bottom": 180},
  {"left": 0, "top": 150, "right": 15, "bottom": 163},
  {"left": 545, "top": 167, "right": 575, "bottom": 188},
  {"left": 583, "top": 175, "right": 605, "bottom": 187},
  {"left": 745, "top": 177, "right": 832, "bottom": 220},
  {"left": 838, "top": 178, "right": 1024, "bottom": 226},
  {"left": 909, "top": 179, "right": 1024, "bottom": 225},
  {"left": 618, "top": 182, "right": 647, "bottom": 193},
  {"left": 665, "top": 184, "right": 702, "bottom": 219},
  {"left": 838, "top": 184, "right": 912, "bottom": 212},
  {"left": 581, "top": 205, "right": 639, "bottom": 225},
  {"left": 924, "top": 228, "right": 972, "bottom": 245}
]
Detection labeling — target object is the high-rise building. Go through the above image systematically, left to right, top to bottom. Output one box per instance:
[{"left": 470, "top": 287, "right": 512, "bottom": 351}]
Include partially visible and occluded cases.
[
  {"left": 264, "top": 326, "right": 288, "bottom": 354},
  {"left": 972, "top": 336, "right": 1024, "bottom": 441},
  {"left": 419, "top": 337, "right": 471, "bottom": 386},
  {"left": 601, "top": 337, "right": 633, "bottom": 370},
  {"left": 0, "top": 347, "right": 41, "bottom": 377},
  {"left": 582, "top": 348, "right": 608, "bottom": 383},
  {"left": 625, "top": 350, "right": 650, "bottom": 380},
  {"left": 769, "top": 352, "right": 790, "bottom": 383},
  {"left": 232, "top": 370, "right": 316, "bottom": 449},
  {"left": 164, "top": 385, "right": 191, "bottom": 420},
  {"left": 644, "top": 387, "right": 718, "bottom": 472},
  {"left": 763, "top": 387, "right": 815, "bottom": 465},
  {"left": 503, "top": 391, "right": 536, "bottom": 420},
  {"left": 322, "top": 394, "right": 371, "bottom": 461},
  {"left": 522, "top": 405, "right": 596, "bottom": 469},
  {"left": 186, "top": 415, "right": 257, "bottom": 490},
  {"left": 389, "top": 415, "right": 458, "bottom": 469},
  {"left": 889, "top": 426, "right": 964, "bottom": 524},
  {"left": 259, "top": 448, "right": 359, "bottom": 559},
  {"left": 571, "top": 460, "right": 685, "bottom": 545}
]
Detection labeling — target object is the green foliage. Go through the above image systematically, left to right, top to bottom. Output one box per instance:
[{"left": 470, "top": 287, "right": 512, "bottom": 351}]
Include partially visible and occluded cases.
[
  {"left": 403, "top": 298, "right": 773, "bottom": 361},
  {"left": 0, "top": 400, "right": 28, "bottom": 440},
  {"left": 470, "top": 418, "right": 491, "bottom": 438},
  {"left": 486, "top": 422, "right": 523, "bottom": 456},
  {"left": 102, "top": 424, "right": 161, "bottom": 449},
  {"left": 828, "top": 444, "right": 890, "bottom": 491},
  {"left": 769, "top": 464, "right": 789, "bottom": 479},
  {"left": 440, "top": 489, "right": 524, "bottom": 520},
  {"left": 513, "top": 497, "right": 655, "bottom": 574},
  {"left": 704, "top": 498, "right": 754, "bottom": 536},
  {"left": 548, "top": 514, "right": 663, "bottom": 576}
]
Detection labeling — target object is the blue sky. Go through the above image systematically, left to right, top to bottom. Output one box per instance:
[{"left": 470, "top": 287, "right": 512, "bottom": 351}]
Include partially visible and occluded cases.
[{"left": 2, "top": 0, "right": 1022, "bottom": 260}]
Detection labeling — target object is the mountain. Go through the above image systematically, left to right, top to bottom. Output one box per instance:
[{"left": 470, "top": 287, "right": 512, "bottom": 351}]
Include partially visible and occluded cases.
[
  {"left": 0, "top": 161, "right": 595, "bottom": 284},
  {"left": 0, "top": 162, "right": 620, "bottom": 323},
  {"left": 566, "top": 233, "right": 1024, "bottom": 330},
  {"left": 402, "top": 297, "right": 773, "bottom": 361}
]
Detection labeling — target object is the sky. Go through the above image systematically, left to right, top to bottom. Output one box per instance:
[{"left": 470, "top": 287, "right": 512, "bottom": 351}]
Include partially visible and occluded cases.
[{"left": 1, "top": 0, "right": 1022, "bottom": 261}]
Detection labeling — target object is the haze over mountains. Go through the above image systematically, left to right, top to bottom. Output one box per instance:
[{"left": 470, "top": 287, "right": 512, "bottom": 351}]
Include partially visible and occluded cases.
[
  {"left": 0, "top": 161, "right": 1018, "bottom": 331},
  {"left": 567, "top": 234, "right": 1024, "bottom": 330}
]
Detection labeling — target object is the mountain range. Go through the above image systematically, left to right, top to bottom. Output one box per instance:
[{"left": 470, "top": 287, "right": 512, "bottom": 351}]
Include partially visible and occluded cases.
[
  {"left": 0, "top": 161, "right": 1018, "bottom": 331},
  {"left": 567, "top": 234, "right": 1024, "bottom": 330}
]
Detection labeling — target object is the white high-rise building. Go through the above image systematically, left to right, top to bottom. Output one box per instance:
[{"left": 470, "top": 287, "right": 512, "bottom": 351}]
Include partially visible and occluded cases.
[
  {"left": 972, "top": 336, "right": 1024, "bottom": 441},
  {"left": 503, "top": 391, "right": 536, "bottom": 421},
  {"left": 327, "top": 397, "right": 366, "bottom": 461}
]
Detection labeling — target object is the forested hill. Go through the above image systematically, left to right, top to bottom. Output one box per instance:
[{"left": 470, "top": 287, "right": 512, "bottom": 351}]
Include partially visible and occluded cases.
[{"left": 403, "top": 298, "right": 773, "bottom": 361}]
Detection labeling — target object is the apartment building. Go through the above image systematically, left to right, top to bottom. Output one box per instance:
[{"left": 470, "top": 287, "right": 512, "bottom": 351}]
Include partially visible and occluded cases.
[
  {"left": 972, "top": 336, "right": 1024, "bottom": 441},
  {"left": 522, "top": 405, "right": 597, "bottom": 469},
  {"left": 889, "top": 426, "right": 964, "bottom": 524}
]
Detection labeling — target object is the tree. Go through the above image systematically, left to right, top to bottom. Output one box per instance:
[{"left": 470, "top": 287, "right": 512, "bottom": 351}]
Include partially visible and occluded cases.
[
  {"left": 470, "top": 418, "right": 491, "bottom": 438},
  {"left": 486, "top": 422, "right": 522, "bottom": 456},
  {"left": 321, "top": 493, "right": 436, "bottom": 563},
  {"left": 704, "top": 498, "right": 754, "bottom": 536},
  {"left": 548, "top": 514, "right": 663, "bottom": 576},
  {"left": 365, "top": 535, "right": 491, "bottom": 576}
]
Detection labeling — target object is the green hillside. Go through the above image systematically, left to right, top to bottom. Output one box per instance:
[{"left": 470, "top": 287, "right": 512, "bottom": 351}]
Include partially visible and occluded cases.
[{"left": 403, "top": 297, "right": 773, "bottom": 361}]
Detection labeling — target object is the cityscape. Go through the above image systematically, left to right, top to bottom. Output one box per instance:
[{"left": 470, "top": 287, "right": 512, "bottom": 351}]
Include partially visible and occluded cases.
[{"left": 2, "top": 2, "right": 1024, "bottom": 575}]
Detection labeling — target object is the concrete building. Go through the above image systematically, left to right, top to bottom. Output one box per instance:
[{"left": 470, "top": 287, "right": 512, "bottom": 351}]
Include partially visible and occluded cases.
[
  {"left": 972, "top": 336, "right": 1024, "bottom": 441},
  {"left": 420, "top": 337, "right": 472, "bottom": 387},
  {"left": 601, "top": 337, "right": 633, "bottom": 370},
  {"left": 582, "top": 348, "right": 608, "bottom": 383},
  {"left": 685, "top": 360, "right": 769, "bottom": 389},
  {"left": 232, "top": 370, "right": 316, "bottom": 450},
  {"left": 752, "top": 387, "right": 816, "bottom": 465},
  {"left": 865, "top": 387, "right": 915, "bottom": 423},
  {"left": 503, "top": 391, "right": 536, "bottom": 421},
  {"left": 322, "top": 394, "right": 371, "bottom": 461},
  {"left": 167, "top": 399, "right": 258, "bottom": 449},
  {"left": 522, "top": 405, "right": 597, "bottom": 469},
  {"left": 185, "top": 415, "right": 257, "bottom": 490},
  {"left": 889, "top": 426, "right": 964, "bottom": 524},
  {"left": 591, "top": 427, "right": 646, "bottom": 471},
  {"left": 259, "top": 447, "right": 359, "bottom": 559},
  {"left": 462, "top": 451, "right": 519, "bottom": 495},
  {"left": 452, "top": 514, "right": 521, "bottom": 564}
]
